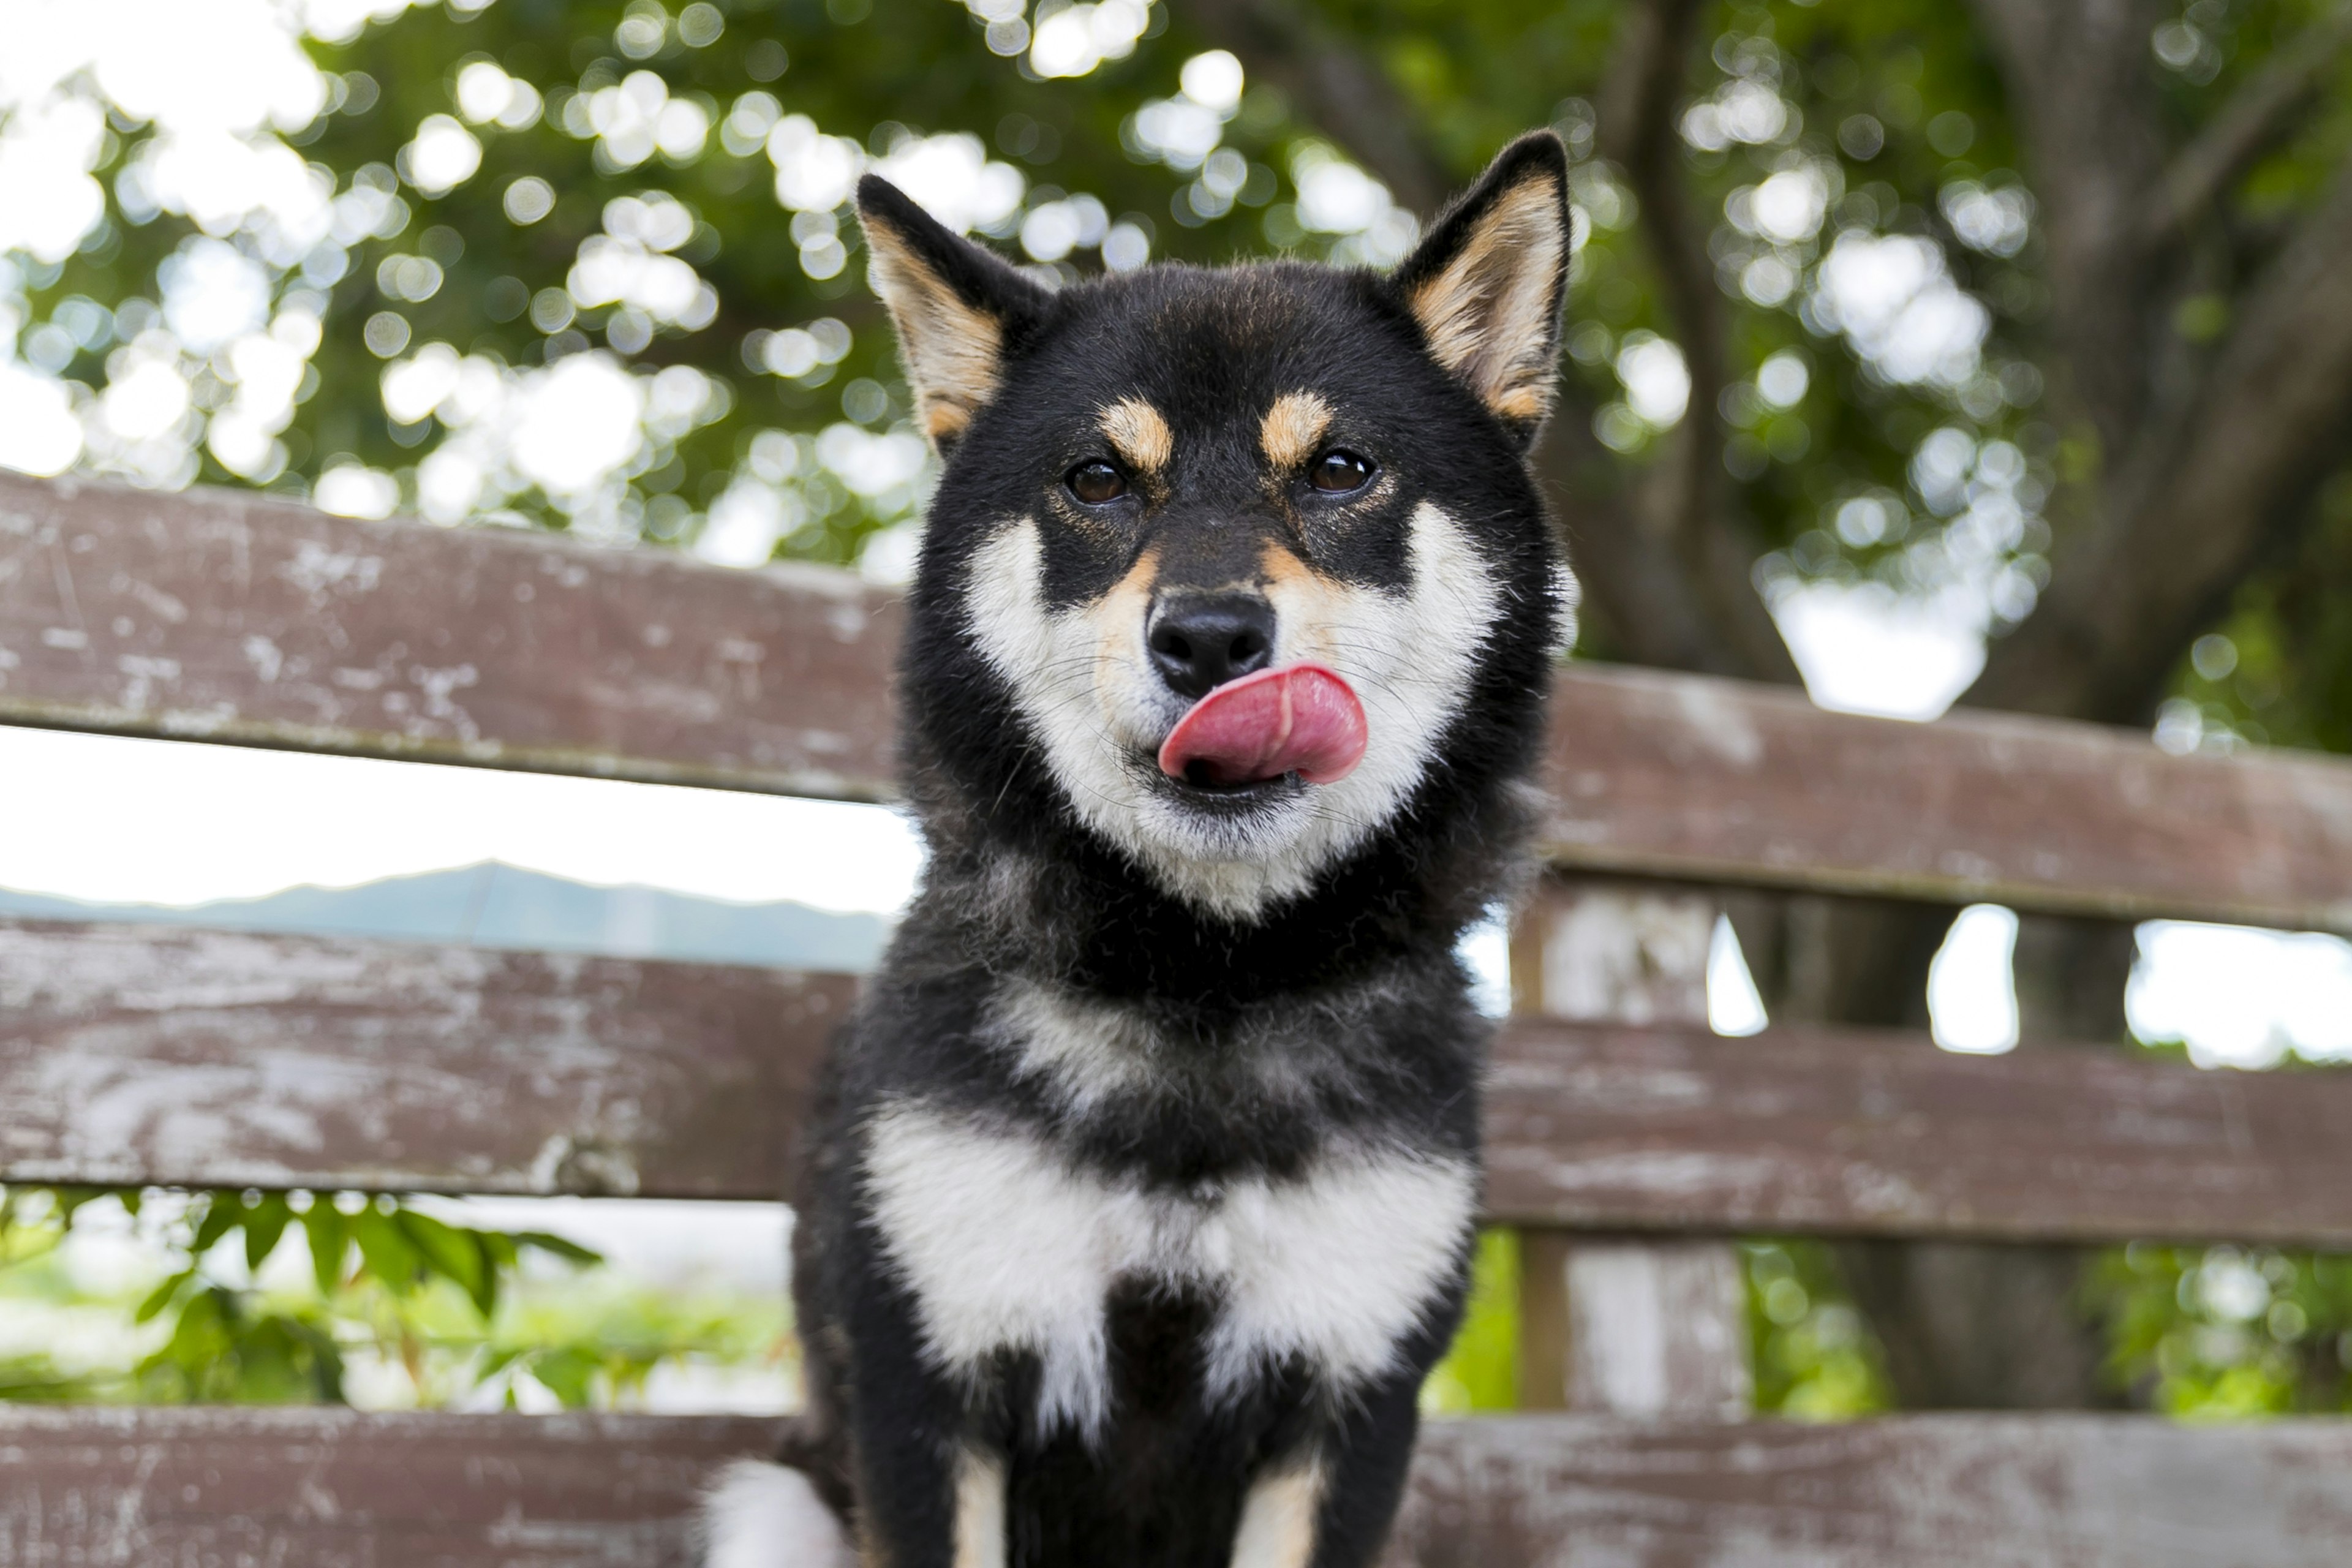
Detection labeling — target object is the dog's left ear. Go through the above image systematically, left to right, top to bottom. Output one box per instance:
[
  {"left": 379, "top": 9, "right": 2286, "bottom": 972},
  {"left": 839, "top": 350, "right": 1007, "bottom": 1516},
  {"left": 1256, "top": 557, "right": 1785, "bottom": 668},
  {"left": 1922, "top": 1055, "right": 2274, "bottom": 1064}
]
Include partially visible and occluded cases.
[
  {"left": 1389, "top": 132, "right": 1572, "bottom": 445},
  {"left": 856, "top": 174, "right": 1051, "bottom": 448}
]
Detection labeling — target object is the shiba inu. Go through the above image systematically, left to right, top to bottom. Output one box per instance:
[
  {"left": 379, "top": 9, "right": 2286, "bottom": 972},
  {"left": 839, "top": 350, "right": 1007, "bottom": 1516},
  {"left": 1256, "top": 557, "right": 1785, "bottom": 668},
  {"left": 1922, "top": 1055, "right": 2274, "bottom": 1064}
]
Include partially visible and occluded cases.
[{"left": 704, "top": 129, "right": 1575, "bottom": 1568}]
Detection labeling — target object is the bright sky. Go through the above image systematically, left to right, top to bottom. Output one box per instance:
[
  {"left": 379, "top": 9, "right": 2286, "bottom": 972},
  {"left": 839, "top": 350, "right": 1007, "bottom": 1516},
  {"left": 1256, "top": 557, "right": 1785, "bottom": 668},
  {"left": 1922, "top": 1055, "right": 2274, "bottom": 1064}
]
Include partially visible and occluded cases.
[{"left": 0, "top": 724, "right": 922, "bottom": 914}]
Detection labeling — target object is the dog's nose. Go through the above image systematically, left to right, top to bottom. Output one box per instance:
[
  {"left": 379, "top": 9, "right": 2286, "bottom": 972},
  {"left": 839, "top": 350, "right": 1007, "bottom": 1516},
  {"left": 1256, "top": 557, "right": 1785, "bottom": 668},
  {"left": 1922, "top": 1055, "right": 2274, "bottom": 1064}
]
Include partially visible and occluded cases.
[{"left": 1147, "top": 593, "right": 1276, "bottom": 699}]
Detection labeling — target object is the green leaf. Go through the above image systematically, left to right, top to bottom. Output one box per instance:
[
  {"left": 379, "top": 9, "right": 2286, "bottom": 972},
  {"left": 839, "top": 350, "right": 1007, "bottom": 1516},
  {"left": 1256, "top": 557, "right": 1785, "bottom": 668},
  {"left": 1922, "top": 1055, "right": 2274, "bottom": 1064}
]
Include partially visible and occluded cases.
[
  {"left": 244, "top": 1194, "right": 292, "bottom": 1273},
  {"left": 190, "top": 1195, "right": 240, "bottom": 1258},
  {"left": 301, "top": 1205, "right": 350, "bottom": 1296},
  {"left": 351, "top": 1208, "right": 424, "bottom": 1294},
  {"left": 398, "top": 1209, "right": 492, "bottom": 1316},
  {"left": 510, "top": 1229, "right": 602, "bottom": 1267},
  {"left": 135, "top": 1268, "right": 194, "bottom": 1324},
  {"left": 526, "top": 1346, "right": 601, "bottom": 1408}
]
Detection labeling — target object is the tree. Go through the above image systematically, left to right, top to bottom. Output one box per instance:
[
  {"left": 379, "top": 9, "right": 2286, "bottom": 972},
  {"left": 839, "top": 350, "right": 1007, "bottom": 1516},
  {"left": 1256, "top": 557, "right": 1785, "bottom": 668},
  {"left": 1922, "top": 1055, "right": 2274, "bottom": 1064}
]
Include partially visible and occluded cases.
[{"left": 8, "top": 0, "right": 2351, "bottom": 1408}]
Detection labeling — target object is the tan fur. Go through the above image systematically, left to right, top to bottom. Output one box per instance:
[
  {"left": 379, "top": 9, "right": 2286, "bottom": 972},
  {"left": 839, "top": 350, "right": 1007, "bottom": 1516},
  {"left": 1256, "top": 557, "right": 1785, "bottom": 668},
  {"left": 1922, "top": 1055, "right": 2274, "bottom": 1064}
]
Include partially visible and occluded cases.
[
  {"left": 1406, "top": 174, "right": 1566, "bottom": 423},
  {"left": 863, "top": 217, "right": 1006, "bottom": 444},
  {"left": 1259, "top": 391, "right": 1332, "bottom": 472},
  {"left": 1099, "top": 396, "right": 1174, "bottom": 474},
  {"left": 1257, "top": 541, "right": 1371, "bottom": 672},
  {"left": 1086, "top": 546, "right": 1159, "bottom": 701},
  {"left": 952, "top": 1447, "right": 1006, "bottom": 1568},
  {"left": 1229, "top": 1463, "right": 1326, "bottom": 1568}
]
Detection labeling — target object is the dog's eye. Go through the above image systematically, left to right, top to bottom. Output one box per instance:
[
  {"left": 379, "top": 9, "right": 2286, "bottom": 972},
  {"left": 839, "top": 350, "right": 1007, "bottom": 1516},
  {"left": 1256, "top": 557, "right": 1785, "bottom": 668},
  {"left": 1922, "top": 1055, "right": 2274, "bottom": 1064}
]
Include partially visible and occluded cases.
[
  {"left": 1308, "top": 450, "right": 1376, "bottom": 494},
  {"left": 1066, "top": 461, "right": 1128, "bottom": 505}
]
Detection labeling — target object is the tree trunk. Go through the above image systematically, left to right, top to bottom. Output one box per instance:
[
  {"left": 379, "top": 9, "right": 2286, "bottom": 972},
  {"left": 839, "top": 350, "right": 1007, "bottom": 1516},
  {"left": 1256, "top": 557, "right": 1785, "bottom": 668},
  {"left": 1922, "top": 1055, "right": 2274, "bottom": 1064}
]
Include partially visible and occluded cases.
[{"left": 1724, "top": 891, "right": 2139, "bottom": 1408}]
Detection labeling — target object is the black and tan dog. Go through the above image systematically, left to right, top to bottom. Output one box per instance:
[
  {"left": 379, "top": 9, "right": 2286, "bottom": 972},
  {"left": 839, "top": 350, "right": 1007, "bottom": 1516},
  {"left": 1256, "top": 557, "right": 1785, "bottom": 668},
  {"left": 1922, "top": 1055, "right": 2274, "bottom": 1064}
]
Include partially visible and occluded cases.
[{"left": 705, "top": 130, "right": 1576, "bottom": 1568}]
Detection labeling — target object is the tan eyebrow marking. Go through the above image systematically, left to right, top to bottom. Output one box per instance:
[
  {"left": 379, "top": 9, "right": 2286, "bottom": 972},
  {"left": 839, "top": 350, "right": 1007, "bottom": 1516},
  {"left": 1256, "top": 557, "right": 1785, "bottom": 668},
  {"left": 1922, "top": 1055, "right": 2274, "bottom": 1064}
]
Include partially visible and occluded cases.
[
  {"left": 1260, "top": 391, "right": 1333, "bottom": 471},
  {"left": 1099, "top": 396, "right": 1173, "bottom": 473}
]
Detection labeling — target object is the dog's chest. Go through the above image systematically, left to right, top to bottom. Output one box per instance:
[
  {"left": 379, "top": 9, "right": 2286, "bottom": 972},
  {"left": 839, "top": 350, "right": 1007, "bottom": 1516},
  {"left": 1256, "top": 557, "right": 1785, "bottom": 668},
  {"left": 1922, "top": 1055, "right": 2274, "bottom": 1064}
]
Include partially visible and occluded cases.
[{"left": 861, "top": 1102, "right": 1473, "bottom": 1435}]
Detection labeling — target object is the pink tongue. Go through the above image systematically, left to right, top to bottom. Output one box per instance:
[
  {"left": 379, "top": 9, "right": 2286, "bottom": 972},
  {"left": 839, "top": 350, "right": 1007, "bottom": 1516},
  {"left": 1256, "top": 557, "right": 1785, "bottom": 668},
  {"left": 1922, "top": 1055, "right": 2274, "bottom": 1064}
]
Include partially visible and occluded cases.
[{"left": 1157, "top": 663, "right": 1368, "bottom": 787}]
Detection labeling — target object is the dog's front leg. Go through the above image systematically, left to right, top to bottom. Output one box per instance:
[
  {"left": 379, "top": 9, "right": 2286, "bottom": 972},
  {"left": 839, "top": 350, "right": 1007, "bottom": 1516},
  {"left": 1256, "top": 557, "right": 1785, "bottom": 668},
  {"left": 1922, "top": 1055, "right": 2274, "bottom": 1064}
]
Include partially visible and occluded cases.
[
  {"left": 832, "top": 1275, "right": 1007, "bottom": 1567},
  {"left": 1234, "top": 1365, "right": 1427, "bottom": 1568},
  {"left": 844, "top": 1401, "right": 1008, "bottom": 1568},
  {"left": 944, "top": 1444, "right": 1007, "bottom": 1568},
  {"left": 1229, "top": 1460, "right": 1326, "bottom": 1568}
]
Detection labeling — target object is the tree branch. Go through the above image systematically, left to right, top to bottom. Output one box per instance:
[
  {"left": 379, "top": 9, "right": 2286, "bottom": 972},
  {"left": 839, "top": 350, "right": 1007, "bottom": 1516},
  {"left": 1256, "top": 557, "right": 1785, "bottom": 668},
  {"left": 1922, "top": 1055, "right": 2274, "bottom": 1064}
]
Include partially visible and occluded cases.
[
  {"left": 1180, "top": 0, "right": 1453, "bottom": 216},
  {"left": 1589, "top": 0, "right": 1799, "bottom": 684},
  {"left": 1967, "top": 0, "right": 2172, "bottom": 461},
  {"left": 2146, "top": 4, "right": 2352, "bottom": 244},
  {"left": 1972, "top": 154, "right": 2352, "bottom": 722},
  {"left": 1532, "top": 385, "right": 1765, "bottom": 677}
]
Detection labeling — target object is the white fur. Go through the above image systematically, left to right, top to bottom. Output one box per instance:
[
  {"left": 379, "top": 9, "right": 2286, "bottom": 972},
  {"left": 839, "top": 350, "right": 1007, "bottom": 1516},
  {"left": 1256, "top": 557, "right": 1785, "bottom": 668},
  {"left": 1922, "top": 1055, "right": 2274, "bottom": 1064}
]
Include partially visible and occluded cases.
[
  {"left": 964, "top": 503, "right": 1502, "bottom": 920},
  {"left": 1550, "top": 559, "right": 1581, "bottom": 656},
  {"left": 987, "top": 973, "right": 1167, "bottom": 1114},
  {"left": 861, "top": 1103, "right": 1476, "bottom": 1437},
  {"left": 699, "top": 1460, "right": 854, "bottom": 1568}
]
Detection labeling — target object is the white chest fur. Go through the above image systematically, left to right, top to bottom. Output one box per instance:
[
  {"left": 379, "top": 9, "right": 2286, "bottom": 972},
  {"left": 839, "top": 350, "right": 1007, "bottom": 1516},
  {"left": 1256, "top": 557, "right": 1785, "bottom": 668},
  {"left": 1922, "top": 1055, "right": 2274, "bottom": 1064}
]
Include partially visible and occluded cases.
[{"left": 862, "top": 1104, "right": 1476, "bottom": 1436}]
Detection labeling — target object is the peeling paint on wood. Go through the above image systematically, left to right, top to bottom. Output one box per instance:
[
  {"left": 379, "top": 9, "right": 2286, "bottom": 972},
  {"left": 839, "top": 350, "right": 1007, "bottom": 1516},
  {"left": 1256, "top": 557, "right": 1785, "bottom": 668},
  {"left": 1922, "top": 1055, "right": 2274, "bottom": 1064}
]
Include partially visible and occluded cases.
[
  {"left": 0, "top": 472, "right": 903, "bottom": 800},
  {"left": 1540, "top": 663, "right": 2352, "bottom": 930},
  {"left": 1507, "top": 878, "right": 1751, "bottom": 1421},
  {"left": 0, "top": 919, "right": 850, "bottom": 1199},
  {"left": 1485, "top": 1016, "right": 2352, "bottom": 1245},
  {"left": 0, "top": 1406, "right": 770, "bottom": 1566},
  {"left": 6, "top": 1408, "right": 2352, "bottom": 1566},
  {"left": 1382, "top": 1414, "right": 2352, "bottom": 1566}
]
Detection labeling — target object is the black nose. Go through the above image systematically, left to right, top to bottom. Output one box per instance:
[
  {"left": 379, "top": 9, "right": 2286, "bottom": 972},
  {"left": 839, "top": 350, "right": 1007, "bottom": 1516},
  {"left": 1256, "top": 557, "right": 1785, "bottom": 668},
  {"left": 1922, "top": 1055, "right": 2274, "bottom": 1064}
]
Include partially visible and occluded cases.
[{"left": 1147, "top": 593, "right": 1276, "bottom": 699}]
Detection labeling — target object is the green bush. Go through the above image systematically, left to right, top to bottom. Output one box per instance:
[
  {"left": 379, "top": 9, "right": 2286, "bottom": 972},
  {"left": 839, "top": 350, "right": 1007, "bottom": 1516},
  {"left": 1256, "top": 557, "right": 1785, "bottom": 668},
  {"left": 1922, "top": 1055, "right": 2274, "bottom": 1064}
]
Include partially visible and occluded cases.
[{"left": 0, "top": 1185, "right": 787, "bottom": 1410}]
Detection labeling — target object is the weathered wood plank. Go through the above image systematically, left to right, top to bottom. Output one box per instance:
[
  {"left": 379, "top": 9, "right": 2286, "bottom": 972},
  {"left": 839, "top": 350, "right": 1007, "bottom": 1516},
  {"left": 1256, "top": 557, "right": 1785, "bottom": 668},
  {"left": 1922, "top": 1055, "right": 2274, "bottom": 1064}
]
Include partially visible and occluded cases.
[
  {"left": 0, "top": 471, "right": 903, "bottom": 798},
  {"left": 1539, "top": 662, "right": 2352, "bottom": 930},
  {"left": 1509, "top": 878, "right": 1751, "bottom": 1418},
  {"left": 11, "top": 916, "right": 2352, "bottom": 1245},
  {"left": 0, "top": 919, "right": 849, "bottom": 1199},
  {"left": 1484, "top": 1015, "right": 2352, "bottom": 1246},
  {"left": 0, "top": 1406, "right": 767, "bottom": 1567},
  {"left": 7, "top": 1407, "right": 2352, "bottom": 1567},
  {"left": 1387, "top": 1413, "right": 2352, "bottom": 1567}
]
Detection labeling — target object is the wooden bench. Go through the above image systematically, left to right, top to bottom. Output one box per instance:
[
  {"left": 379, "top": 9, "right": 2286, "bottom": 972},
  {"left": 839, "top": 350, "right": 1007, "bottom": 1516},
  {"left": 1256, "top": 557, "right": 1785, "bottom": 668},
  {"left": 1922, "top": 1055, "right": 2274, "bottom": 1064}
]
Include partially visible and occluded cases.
[{"left": 6, "top": 469, "right": 2352, "bottom": 1564}]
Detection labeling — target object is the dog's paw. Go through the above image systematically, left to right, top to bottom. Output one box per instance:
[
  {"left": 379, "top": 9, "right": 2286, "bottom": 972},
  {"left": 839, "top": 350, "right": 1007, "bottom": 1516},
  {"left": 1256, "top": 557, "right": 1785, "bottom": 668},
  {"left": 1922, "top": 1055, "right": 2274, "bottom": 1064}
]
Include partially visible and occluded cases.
[{"left": 699, "top": 1459, "right": 853, "bottom": 1568}]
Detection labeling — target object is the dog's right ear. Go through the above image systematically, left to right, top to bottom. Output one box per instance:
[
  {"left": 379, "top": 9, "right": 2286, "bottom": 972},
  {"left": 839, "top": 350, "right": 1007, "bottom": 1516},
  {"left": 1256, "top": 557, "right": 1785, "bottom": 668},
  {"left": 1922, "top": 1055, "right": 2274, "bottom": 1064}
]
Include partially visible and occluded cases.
[
  {"left": 1388, "top": 132, "right": 1572, "bottom": 447},
  {"left": 856, "top": 175, "right": 1049, "bottom": 448}
]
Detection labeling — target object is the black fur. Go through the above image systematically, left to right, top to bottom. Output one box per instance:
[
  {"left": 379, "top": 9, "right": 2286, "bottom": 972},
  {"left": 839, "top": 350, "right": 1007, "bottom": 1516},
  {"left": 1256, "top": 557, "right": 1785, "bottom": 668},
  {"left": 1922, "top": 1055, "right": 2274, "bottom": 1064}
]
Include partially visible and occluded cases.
[{"left": 773, "top": 132, "right": 1572, "bottom": 1568}]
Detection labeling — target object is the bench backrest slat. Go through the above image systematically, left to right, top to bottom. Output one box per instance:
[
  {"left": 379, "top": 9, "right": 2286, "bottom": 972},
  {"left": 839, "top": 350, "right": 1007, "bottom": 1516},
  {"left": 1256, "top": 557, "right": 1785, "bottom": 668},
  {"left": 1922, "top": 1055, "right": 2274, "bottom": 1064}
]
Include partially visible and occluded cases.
[
  {"left": 0, "top": 473, "right": 903, "bottom": 799},
  {"left": 11, "top": 475, "right": 2352, "bottom": 928},
  {"left": 0, "top": 919, "right": 845, "bottom": 1199}
]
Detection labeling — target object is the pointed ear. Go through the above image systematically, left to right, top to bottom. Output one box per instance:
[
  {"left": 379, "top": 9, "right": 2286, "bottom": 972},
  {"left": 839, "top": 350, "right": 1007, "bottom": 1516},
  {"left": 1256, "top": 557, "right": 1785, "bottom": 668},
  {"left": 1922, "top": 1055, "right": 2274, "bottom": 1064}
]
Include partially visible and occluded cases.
[
  {"left": 1389, "top": 132, "right": 1572, "bottom": 444},
  {"left": 855, "top": 175, "right": 1050, "bottom": 448}
]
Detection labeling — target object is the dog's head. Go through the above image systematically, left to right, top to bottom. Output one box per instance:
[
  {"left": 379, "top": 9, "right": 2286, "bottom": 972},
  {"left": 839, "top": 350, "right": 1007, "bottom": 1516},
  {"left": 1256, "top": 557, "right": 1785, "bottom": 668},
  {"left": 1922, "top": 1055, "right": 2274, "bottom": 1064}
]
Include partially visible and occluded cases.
[{"left": 865, "top": 134, "right": 1575, "bottom": 922}]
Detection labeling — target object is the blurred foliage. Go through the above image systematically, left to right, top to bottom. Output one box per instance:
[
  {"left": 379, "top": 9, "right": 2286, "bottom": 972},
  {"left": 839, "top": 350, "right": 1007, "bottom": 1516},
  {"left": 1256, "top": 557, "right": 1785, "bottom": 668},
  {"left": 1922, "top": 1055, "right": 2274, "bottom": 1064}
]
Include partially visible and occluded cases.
[
  {"left": 0, "top": 1, "right": 2162, "bottom": 588},
  {"left": 0, "top": 1184, "right": 788, "bottom": 1411},
  {"left": 1423, "top": 1227, "right": 1520, "bottom": 1414},
  {"left": 1420, "top": 1231, "right": 1892, "bottom": 1419},
  {"left": 1744, "top": 1239, "right": 1891, "bottom": 1418},
  {"left": 2090, "top": 1243, "right": 2352, "bottom": 1417}
]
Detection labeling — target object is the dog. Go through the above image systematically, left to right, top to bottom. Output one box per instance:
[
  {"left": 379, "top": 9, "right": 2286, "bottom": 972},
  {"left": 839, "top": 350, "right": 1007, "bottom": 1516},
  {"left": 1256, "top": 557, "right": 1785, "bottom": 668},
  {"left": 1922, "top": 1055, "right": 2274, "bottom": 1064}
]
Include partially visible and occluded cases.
[{"left": 704, "top": 129, "right": 1576, "bottom": 1568}]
